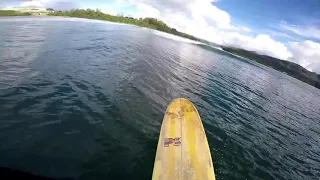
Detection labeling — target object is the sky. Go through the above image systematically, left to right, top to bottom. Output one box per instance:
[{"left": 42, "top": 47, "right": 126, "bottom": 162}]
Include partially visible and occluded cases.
[{"left": 1, "top": 0, "right": 320, "bottom": 73}]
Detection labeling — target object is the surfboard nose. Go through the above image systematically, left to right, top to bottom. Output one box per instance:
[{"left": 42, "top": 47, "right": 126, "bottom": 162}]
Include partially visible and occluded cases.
[{"left": 152, "top": 98, "right": 216, "bottom": 180}]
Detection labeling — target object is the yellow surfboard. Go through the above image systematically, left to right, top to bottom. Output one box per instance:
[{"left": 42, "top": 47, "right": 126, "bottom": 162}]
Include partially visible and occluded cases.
[{"left": 152, "top": 98, "right": 216, "bottom": 180}]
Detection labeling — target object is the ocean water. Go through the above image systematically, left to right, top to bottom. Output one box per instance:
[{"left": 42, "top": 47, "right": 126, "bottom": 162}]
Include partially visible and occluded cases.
[{"left": 0, "top": 17, "right": 319, "bottom": 180}]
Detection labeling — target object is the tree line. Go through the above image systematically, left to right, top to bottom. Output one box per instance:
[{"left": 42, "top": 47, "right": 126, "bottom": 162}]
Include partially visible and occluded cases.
[
  {"left": 48, "top": 9, "right": 201, "bottom": 41},
  {"left": 0, "top": 10, "right": 31, "bottom": 16}
]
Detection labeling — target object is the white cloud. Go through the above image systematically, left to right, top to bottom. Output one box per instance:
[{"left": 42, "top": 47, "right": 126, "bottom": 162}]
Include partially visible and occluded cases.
[
  {"left": 0, "top": 0, "right": 27, "bottom": 6},
  {"left": 9, "top": 0, "right": 320, "bottom": 73},
  {"left": 19, "top": 0, "right": 78, "bottom": 10},
  {"left": 20, "top": 0, "right": 50, "bottom": 7},
  {"left": 118, "top": 0, "right": 291, "bottom": 61},
  {"left": 123, "top": 0, "right": 320, "bottom": 72},
  {"left": 126, "top": 0, "right": 231, "bottom": 26},
  {"left": 134, "top": 3, "right": 160, "bottom": 17},
  {"left": 280, "top": 22, "right": 320, "bottom": 40},
  {"left": 217, "top": 23, "right": 251, "bottom": 32},
  {"left": 267, "top": 30, "right": 293, "bottom": 39},
  {"left": 220, "top": 33, "right": 293, "bottom": 60},
  {"left": 246, "top": 34, "right": 293, "bottom": 60},
  {"left": 289, "top": 41, "right": 320, "bottom": 73}
]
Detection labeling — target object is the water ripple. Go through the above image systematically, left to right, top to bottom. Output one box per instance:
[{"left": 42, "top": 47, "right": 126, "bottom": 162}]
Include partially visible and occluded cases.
[{"left": 0, "top": 17, "right": 319, "bottom": 180}]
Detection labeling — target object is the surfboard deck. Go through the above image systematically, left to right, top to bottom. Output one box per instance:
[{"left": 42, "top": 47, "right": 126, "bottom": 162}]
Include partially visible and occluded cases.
[{"left": 152, "top": 98, "right": 216, "bottom": 180}]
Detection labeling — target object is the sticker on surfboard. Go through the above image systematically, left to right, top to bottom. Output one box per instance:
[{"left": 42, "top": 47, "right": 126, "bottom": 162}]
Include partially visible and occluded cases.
[{"left": 164, "top": 137, "right": 181, "bottom": 147}]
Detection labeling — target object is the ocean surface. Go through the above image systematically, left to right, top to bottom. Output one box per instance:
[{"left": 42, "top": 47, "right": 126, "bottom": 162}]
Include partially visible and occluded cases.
[{"left": 0, "top": 17, "right": 319, "bottom": 180}]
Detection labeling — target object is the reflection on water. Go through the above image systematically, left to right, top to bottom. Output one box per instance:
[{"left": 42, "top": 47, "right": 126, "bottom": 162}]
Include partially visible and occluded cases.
[
  {"left": 0, "top": 17, "right": 319, "bottom": 180},
  {"left": 0, "top": 21, "right": 46, "bottom": 89}
]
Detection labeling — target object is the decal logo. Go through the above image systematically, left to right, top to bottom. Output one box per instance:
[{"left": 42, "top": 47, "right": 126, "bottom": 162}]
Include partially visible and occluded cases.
[{"left": 164, "top": 137, "right": 181, "bottom": 147}]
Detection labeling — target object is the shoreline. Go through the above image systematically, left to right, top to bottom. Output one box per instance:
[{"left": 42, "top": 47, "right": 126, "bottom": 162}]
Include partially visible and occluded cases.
[
  {"left": 2, "top": 10, "right": 319, "bottom": 89},
  {"left": 0, "top": 14, "right": 202, "bottom": 44}
]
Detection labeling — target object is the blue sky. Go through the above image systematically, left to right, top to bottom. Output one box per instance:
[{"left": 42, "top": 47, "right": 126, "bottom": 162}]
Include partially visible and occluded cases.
[
  {"left": 1, "top": 0, "right": 320, "bottom": 72},
  {"left": 215, "top": 0, "right": 320, "bottom": 42},
  {"left": 215, "top": 0, "right": 320, "bottom": 25}
]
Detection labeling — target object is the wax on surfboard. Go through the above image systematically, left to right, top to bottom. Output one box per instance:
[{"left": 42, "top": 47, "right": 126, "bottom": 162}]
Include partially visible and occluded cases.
[{"left": 152, "top": 98, "right": 216, "bottom": 180}]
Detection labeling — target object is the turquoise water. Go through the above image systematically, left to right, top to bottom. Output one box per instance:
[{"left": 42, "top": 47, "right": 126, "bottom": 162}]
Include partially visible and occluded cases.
[{"left": 0, "top": 17, "right": 319, "bottom": 180}]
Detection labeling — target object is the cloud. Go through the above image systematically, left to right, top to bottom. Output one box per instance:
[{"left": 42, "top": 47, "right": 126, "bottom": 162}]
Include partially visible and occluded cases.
[
  {"left": 0, "top": 0, "right": 28, "bottom": 8},
  {"left": 1, "top": 0, "right": 28, "bottom": 2},
  {"left": 6, "top": 0, "right": 319, "bottom": 73},
  {"left": 19, "top": 0, "right": 78, "bottom": 10},
  {"left": 20, "top": 0, "right": 50, "bottom": 7},
  {"left": 118, "top": 0, "right": 291, "bottom": 61},
  {"left": 124, "top": 0, "right": 320, "bottom": 72},
  {"left": 126, "top": 0, "right": 231, "bottom": 26},
  {"left": 126, "top": 0, "right": 251, "bottom": 33},
  {"left": 47, "top": 1, "right": 78, "bottom": 10},
  {"left": 134, "top": 2, "right": 161, "bottom": 17},
  {"left": 280, "top": 21, "right": 320, "bottom": 40},
  {"left": 217, "top": 23, "right": 251, "bottom": 32},
  {"left": 267, "top": 30, "right": 293, "bottom": 39},
  {"left": 220, "top": 33, "right": 293, "bottom": 60},
  {"left": 288, "top": 40, "right": 320, "bottom": 73}
]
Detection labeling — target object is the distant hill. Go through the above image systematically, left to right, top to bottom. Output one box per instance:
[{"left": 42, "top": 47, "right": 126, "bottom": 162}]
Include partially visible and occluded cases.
[
  {"left": 3, "top": 8, "right": 319, "bottom": 90},
  {"left": 221, "top": 46, "right": 320, "bottom": 90}
]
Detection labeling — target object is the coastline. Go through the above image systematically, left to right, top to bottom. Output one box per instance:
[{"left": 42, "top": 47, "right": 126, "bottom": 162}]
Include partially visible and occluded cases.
[{"left": 1, "top": 9, "right": 319, "bottom": 90}]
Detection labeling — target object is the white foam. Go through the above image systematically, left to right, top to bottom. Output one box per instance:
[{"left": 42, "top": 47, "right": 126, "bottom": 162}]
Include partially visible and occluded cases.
[
  {"left": 0, "top": 16, "right": 128, "bottom": 26},
  {"left": 0, "top": 16, "right": 205, "bottom": 45},
  {"left": 55, "top": 17, "right": 128, "bottom": 26},
  {"left": 151, "top": 30, "right": 203, "bottom": 45},
  {"left": 212, "top": 46, "right": 223, "bottom": 51}
]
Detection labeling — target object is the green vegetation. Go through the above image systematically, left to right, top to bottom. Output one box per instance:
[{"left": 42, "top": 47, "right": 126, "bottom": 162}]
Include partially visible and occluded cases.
[
  {"left": 3, "top": 8, "right": 319, "bottom": 89},
  {"left": 0, "top": 9, "right": 204, "bottom": 42},
  {"left": 48, "top": 9, "right": 201, "bottom": 41},
  {"left": 0, "top": 10, "right": 32, "bottom": 16},
  {"left": 222, "top": 46, "right": 320, "bottom": 89}
]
